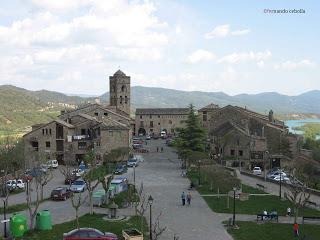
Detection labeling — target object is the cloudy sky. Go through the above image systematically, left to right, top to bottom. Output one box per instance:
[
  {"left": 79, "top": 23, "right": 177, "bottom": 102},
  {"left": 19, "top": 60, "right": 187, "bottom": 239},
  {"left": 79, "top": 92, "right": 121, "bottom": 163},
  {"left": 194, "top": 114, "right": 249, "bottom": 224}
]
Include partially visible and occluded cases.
[{"left": 0, "top": 0, "right": 319, "bottom": 96}]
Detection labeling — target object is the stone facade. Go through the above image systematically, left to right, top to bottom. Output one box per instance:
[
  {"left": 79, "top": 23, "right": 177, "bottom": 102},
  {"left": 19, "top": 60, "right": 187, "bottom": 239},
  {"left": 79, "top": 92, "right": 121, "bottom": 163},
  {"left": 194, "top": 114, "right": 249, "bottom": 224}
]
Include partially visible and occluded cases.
[
  {"left": 23, "top": 70, "right": 132, "bottom": 167},
  {"left": 198, "top": 103, "right": 220, "bottom": 128},
  {"left": 206, "top": 105, "right": 289, "bottom": 168},
  {"left": 135, "top": 108, "right": 189, "bottom": 136}
]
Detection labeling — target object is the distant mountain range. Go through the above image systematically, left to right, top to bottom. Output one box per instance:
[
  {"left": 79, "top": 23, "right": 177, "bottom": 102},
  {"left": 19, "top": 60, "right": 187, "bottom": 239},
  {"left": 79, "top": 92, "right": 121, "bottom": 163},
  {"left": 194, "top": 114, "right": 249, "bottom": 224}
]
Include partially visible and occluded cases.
[{"left": 0, "top": 84, "right": 320, "bottom": 132}]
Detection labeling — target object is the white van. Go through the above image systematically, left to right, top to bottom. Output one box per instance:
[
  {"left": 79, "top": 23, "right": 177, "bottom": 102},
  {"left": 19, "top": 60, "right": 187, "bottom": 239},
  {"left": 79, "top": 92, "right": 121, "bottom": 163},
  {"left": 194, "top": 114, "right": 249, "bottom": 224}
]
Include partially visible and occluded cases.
[{"left": 47, "top": 160, "right": 59, "bottom": 169}]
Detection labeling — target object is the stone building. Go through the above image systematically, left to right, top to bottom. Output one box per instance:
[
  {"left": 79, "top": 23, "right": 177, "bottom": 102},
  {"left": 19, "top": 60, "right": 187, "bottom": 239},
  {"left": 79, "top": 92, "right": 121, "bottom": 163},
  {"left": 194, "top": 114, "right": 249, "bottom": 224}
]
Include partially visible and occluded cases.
[
  {"left": 23, "top": 70, "right": 133, "bottom": 167},
  {"left": 198, "top": 103, "right": 220, "bottom": 128},
  {"left": 207, "top": 105, "right": 289, "bottom": 169},
  {"left": 135, "top": 108, "right": 190, "bottom": 136}
]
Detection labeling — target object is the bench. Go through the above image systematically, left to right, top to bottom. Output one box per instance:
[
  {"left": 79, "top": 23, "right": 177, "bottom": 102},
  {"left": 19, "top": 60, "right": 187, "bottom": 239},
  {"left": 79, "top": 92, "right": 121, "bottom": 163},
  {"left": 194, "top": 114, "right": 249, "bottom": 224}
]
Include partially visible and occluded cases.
[
  {"left": 256, "top": 183, "right": 266, "bottom": 191},
  {"left": 257, "top": 214, "right": 278, "bottom": 222},
  {"left": 302, "top": 216, "right": 320, "bottom": 224}
]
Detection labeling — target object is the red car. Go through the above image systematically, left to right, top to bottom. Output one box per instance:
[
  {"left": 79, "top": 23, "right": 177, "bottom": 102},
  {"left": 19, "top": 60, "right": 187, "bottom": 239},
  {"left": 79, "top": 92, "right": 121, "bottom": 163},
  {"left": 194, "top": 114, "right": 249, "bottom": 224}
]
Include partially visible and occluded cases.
[
  {"left": 51, "top": 187, "right": 73, "bottom": 201},
  {"left": 63, "top": 228, "right": 118, "bottom": 240}
]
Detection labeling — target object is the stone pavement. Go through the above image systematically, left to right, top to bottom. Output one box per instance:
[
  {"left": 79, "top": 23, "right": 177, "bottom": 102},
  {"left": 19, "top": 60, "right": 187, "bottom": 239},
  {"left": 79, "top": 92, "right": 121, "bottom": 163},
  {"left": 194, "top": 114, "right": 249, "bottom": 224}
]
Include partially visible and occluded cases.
[{"left": 130, "top": 140, "right": 233, "bottom": 240}]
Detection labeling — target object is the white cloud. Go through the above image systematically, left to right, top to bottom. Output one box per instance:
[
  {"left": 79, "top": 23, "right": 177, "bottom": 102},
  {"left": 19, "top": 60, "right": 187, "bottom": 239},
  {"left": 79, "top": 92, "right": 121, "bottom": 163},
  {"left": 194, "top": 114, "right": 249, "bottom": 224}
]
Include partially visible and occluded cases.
[
  {"left": 205, "top": 24, "right": 250, "bottom": 39},
  {"left": 105, "top": 47, "right": 162, "bottom": 61},
  {"left": 186, "top": 49, "right": 215, "bottom": 63},
  {"left": 218, "top": 50, "right": 272, "bottom": 64},
  {"left": 274, "top": 59, "right": 316, "bottom": 70}
]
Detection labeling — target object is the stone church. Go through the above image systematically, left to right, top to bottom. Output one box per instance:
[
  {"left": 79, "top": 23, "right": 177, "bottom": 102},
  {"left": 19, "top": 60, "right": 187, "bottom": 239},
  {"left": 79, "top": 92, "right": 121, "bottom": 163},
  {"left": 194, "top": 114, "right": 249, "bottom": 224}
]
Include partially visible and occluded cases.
[{"left": 23, "top": 70, "right": 134, "bottom": 167}]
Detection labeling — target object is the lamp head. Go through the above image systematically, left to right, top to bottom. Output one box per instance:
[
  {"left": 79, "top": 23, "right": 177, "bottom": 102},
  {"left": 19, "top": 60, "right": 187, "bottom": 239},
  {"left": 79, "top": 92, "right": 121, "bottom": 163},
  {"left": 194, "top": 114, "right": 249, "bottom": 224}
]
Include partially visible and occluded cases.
[{"left": 148, "top": 195, "right": 154, "bottom": 205}]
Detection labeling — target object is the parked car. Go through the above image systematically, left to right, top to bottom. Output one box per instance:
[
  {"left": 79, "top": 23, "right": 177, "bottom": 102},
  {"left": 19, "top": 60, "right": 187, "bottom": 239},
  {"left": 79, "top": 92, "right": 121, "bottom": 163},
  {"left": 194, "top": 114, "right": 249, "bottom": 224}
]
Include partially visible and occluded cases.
[
  {"left": 146, "top": 135, "right": 151, "bottom": 140},
  {"left": 132, "top": 144, "right": 143, "bottom": 149},
  {"left": 134, "top": 155, "right": 144, "bottom": 163},
  {"left": 127, "top": 158, "right": 138, "bottom": 167},
  {"left": 46, "top": 160, "right": 59, "bottom": 169},
  {"left": 113, "top": 165, "right": 126, "bottom": 175},
  {"left": 25, "top": 167, "right": 47, "bottom": 178},
  {"left": 252, "top": 167, "right": 262, "bottom": 175},
  {"left": 72, "top": 169, "right": 85, "bottom": 177},
  {"left": 267, "top": 171, "right": 287, "bottom": 179},
  {"left": 65, "top": 175, "right": 79, "bottom": 185},
  {"left": 272, "top": 175, "right": 290, "bottom": 183},
  {"left": 70, "top": 179, "right": 86, "bottom": 192},
  {"left": 6, "top": 180, "right": 17, "bottom": 190},
  {"left": 51, "top": 187, "right": 73, "bottom": 201},
  {"left": 63, "top": 228, "right": 118, "bottom": 240}
]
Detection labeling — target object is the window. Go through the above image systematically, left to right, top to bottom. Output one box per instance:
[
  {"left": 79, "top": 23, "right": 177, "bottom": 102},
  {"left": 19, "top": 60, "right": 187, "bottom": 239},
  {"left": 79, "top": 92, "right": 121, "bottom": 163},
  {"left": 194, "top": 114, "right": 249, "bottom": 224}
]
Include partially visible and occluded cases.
[
  {"left": 121, "top": 85, "right": 126, "bottom": 92},
  {"left": 120, "top": 96, "right": 123, "bottom": 104},
  {"left": 125, "top": 96, "right": 128, "bottom": 104},
  {"left": 94, "top": 112, "right": 98, "bottom": 116},
  {"left": 104, "top": 112, "right": 108, "bottom": 116},
  {"left": 203, "top": 114, "right": 207, "bottom": 121},
  {"left": 140, "top": 115, "right": 142, "bottom": 119},
  {"left": 149, "top": 115, "right": 152, "bottom": 119},
  {"left": 158, "top": 115, "right": 160, "bottom": 118},
  {"left": 169, "top": 120, "right": 172, "bottom": 124},
  {"left": 140, "top": 121, "right": 144, "bottom": 127},
  {"left": 150, "top": 121, "right": 153, "bottom": 127},
  {"left": 158, "top": 122, "right": 160, "bottom": 125},
  {"left": 42, "top": 129, "right": 45, "bottom": 135},
  {"left": 45, "top": 129, "right": 48, "bottom": 134},
  {"left": 49, "top": 129, "right": 52, "bottom": 135},
  {"left": 81, "top": 129, "right": 86, "bottom": 135},
  {"left": 46, "top": 141, "right": 50, "bottom": 148},
  {"left": 78, "top": 142, "right": 87, "bottom": 150},
  {"left": 230, "top": 149, "right": 235, "bottom": 156},
  {"left": 239, "top": 150, "right": 243, "bottom": 156}
]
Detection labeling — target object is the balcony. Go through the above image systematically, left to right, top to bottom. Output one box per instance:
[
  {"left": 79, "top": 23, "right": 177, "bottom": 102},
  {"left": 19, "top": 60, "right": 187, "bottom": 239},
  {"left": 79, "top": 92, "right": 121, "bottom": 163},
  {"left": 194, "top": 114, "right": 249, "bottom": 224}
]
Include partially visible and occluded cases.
[{"left": 72, "top": 135, "right": 92, "bottom": 141}]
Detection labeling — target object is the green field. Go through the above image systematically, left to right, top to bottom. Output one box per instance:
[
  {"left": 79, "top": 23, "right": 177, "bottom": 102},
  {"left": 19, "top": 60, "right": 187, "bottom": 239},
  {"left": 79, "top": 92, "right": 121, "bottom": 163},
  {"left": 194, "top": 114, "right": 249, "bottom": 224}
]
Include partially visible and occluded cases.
[
  {"left": 21, "top": 214, "right": 148, "bottom": 240},
  {"left": 227, "top": 221, "right": 320, "bottom": 240}
]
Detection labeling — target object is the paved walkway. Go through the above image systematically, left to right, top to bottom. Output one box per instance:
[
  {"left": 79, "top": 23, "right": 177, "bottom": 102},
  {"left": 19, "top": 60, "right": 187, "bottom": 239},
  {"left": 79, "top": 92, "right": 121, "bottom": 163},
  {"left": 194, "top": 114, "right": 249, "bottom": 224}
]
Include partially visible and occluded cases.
[{"left": 130, "top": 140, "right": 233, "bottom": 240}]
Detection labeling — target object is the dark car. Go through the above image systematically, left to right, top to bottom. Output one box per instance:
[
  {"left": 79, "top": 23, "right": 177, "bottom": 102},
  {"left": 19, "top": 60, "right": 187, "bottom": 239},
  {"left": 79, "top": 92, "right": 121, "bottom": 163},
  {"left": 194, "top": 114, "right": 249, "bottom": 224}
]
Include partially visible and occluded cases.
[
  {"left": 113, "top": 165, "right": 126, "bottom": 175},
  {"left": 65, "top": 175, "right": 79, "bottom": 185},
  {"left": 51, "top": 187, "right": 73, "bottom": 201},
  {"left": 63, "top": 228, "right": 118, "bottom": 240}
]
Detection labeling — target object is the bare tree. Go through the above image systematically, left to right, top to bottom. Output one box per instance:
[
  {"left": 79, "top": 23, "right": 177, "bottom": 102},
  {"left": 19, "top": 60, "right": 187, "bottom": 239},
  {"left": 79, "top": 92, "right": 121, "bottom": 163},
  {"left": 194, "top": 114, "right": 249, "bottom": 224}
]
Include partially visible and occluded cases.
[
  {"left": 286, "top": 169, "right": 311, "bottom": 223},
  {"left": 26, "top": 176, "right": 41, "bottom": 229},
  {"left": 135, "top": 183, "right": 148, "bottom": 234},
  {"left": 70, "top": 192, "right": 87, "bottom": 229},
  {"left": 151, "top": 212, "right": 167, "bottom": 240}
]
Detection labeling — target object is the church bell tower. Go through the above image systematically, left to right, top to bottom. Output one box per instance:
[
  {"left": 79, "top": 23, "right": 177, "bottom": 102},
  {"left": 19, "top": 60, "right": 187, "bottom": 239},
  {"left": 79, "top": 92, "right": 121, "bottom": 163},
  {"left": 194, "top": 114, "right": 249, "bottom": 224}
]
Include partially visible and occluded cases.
[{"left": 109, "top": 70, "right": 131, "bottom": 116}]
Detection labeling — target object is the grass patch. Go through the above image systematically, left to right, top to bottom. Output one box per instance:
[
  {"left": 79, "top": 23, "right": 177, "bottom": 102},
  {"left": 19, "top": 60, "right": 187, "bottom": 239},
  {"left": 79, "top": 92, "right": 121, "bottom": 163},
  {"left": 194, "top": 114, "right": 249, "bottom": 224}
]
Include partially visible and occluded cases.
[
  {"left": 241, "top": 184, "right": 266, "bottom": 194},
  {"left": 203, "top": 195, "right": 320, "bottom": 217},
  {"left": 0, "top": 198, "right": 49, "bottom": 214},
  {"left": 21, "top": 214, "right": 148, "bottom": 240},
  {"left": 227, "top": 221, "right": 320, "bottom": 240}
]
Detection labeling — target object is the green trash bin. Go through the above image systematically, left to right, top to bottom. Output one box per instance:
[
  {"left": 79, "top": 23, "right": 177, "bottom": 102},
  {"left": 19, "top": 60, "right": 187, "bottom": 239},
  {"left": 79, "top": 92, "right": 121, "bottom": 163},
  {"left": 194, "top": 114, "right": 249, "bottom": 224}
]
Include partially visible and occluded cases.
[
  {"left": 36, "top": 210, "right": 52, "bottom": 230},
  {"left": 10, "top": 213, "right": 28, "bottom": 237}
]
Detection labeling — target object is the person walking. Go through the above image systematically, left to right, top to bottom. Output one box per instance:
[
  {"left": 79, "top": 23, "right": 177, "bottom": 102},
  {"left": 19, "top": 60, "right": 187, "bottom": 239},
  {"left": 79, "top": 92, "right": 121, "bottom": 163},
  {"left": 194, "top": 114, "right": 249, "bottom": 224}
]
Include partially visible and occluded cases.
[
  {"left": 156, "top": 147, "right": 159, "bottom": 152},
  {"left": 161, "top": 147, "right": 163, "bottom": 152},
  {"left": 181, "top": 192, "right": 186, "bottom": 206},
  {"left": 187, "top": 192, "right": 192, "bottom": 206},
  {"left": 293, "top": 222, "right": 299, "bottom": 237}
]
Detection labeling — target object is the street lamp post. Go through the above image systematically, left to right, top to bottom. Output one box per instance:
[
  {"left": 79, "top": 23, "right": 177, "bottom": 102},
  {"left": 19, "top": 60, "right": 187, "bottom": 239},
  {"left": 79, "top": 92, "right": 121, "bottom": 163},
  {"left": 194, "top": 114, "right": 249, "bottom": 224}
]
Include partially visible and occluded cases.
[
  {"left": 264, "top": 151, "right": 269, "bottom": 182},
  {"left": 198, "top": 160, "right": 201, "bottom": 186},
  {"left": 133, "top": 165, "right": 136, "bottom": 187},
  {"left": 279, "top": 171, "right": 282, "bottom": 199},
  {"left": 232, "top": 187, "right": 236, "bottom": 226},
  {"left": 148, "top": 195, "right": 153, "bottom": 240},
  {"left": 2, "top": 199, "right": 7, "bottom": 238}
]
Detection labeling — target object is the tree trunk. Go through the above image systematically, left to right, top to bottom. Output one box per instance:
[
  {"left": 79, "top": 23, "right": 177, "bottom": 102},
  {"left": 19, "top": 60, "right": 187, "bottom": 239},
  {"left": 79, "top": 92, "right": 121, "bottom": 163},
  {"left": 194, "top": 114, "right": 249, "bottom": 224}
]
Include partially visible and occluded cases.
[
  {"left": 41, "top": 186, "right": 44, "bottom": 201},
  {"left": 89, "top": 191, "right": 93, "bottom": 215},
  {"left": 76, "top": 208, "right": 80, "bottom": 229}
]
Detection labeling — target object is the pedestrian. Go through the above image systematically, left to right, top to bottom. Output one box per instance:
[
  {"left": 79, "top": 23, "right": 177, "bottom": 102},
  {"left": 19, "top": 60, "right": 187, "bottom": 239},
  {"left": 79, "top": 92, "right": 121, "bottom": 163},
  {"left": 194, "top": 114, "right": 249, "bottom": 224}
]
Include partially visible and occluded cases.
[
  {"left": 157, "top": 147, "right": 159, "bottom": 152},
  {"left": 161, "top": 147, "right": 163, "bottom": 152},
  {"left": 181, "top": 192, "right": 186, "bottom": 206},
  {"left": 187, "top": 192, "right": 192, "bottom": 205},
  {"left": 287, "top": 207, "right": 291, "bottom": 216},
  {"left": 293, "top": 222, "right": 299, "bottom": 237}
]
